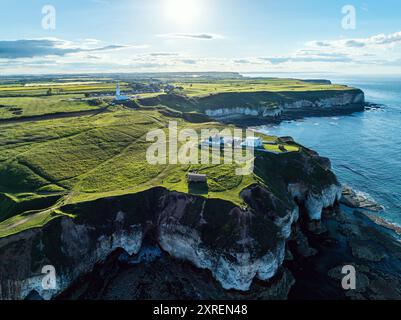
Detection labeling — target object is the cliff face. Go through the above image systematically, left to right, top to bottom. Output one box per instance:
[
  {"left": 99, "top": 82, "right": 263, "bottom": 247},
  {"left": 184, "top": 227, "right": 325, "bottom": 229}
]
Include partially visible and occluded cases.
[
  {"left": 138, "top": 89, "right": 365, "bottom": 122},
  {"left": 204, "top": 90, "right": 365, "bottom": 120},
  {"left": 205, "top": 106, "right": 282, "bottom": 119},
  {"left": 0, "top": 150, "right": 341, "bottom": 300},
  {"left": 288, "top": 183, "right": 342, "bottom": 220},
  {"left": 0, "top": 213, "right": 144, "bottom": 301},
  {"left": 158, "top": 223, "right": 287, "bottom": 291}
]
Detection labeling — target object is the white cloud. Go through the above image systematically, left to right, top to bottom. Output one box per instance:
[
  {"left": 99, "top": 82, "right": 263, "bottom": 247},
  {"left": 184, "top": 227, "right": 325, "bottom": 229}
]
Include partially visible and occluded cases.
[
  {"left": 307, "top": 30, "right": 401, "bottom": 49},
  {"left": 2, "top": 31, "right": 401, "bottom": 75},
  {"left": 157, "top": 33, "right": 224, "bottom": 40},
  {"left": 0, "top": 38, "right": 146, "bottom": 59},
  {"left": 148, "top": 52, "right": 179, "bottom": 57}
]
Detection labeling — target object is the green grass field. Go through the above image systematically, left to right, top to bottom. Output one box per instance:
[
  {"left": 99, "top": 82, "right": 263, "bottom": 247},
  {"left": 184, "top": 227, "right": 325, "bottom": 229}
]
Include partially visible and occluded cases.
[
  {"left": 0, "top": 76, "right": 345, "bottom": 238},
  {"left": 0, "top": 78, "right": 357, "bottom": 120},
  {"left": 137, "top": 78, "right": 360, "bottom": 115},
  {"left": 173, "top": 78, "right": 354, "bottom": 97},
  {"left": 0, "top": 80, "right": 132, "bottom": 120},
  {"left": 0, "top": 81, "right": 131, "bottom": 97},
  {"left": 0, "top": 94, "right": 109, "bottom": 119},
  {"left": 0, "top": 105, "right": 301, "bottom": 237}
]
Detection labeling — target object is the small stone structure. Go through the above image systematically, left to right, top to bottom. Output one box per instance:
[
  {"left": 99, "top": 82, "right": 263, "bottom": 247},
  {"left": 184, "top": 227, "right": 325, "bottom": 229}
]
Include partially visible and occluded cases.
[{"left": 187, "top": 173, "right": 207, "bottom": 183}]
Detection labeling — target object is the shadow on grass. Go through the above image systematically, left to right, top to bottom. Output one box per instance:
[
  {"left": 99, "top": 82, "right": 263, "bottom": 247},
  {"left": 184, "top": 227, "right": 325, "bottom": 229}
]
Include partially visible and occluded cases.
[{"left": 188, "top": 182, "right": 209, "bottom": 195}]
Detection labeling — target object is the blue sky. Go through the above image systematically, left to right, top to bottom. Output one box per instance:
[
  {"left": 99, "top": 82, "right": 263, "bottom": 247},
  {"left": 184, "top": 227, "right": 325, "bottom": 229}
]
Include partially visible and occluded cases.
[{"left": 1, "top": 0, "right": 401, "bottom": 74}]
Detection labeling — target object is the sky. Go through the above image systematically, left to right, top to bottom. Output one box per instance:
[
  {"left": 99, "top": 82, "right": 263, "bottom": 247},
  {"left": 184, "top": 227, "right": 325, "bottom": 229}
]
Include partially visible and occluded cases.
[{"left": 1, "top": 0, "right": 401, "bottom": 75}]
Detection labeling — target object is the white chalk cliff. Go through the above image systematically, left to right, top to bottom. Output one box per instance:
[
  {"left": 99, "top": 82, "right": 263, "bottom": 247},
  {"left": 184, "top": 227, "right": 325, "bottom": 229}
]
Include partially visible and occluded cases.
[{"left": 205, "top": 91, "right": 365, "bottom": 119}]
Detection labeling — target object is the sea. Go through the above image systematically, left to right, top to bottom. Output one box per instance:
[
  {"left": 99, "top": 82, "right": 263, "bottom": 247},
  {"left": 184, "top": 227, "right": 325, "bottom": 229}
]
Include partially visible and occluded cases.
[{"left": 247, "top": 75, "right": 401, "bottom": 230}]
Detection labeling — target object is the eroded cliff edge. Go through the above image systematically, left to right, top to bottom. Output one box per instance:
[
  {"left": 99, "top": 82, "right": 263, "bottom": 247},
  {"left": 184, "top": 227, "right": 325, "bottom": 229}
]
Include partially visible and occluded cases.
[
  {"left": 139, "top": 89, "right": 365, "bottom": 123},
  {"left": 0, "top": 147, "right": 342, "bottom": 300}
]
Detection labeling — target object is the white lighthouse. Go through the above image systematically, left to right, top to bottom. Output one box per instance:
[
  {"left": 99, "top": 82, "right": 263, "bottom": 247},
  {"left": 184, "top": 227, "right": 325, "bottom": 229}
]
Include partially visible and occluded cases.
[
  {"left": 115, "top": 82, "right": 129, "bottom": 101},
  {"left": 116, "top": 82, "right": 121, "bottom": 96}
]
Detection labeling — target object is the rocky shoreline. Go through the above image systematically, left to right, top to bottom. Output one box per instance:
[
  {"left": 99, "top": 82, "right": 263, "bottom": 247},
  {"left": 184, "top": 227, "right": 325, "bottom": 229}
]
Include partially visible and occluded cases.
[
  {"left": 287, "top": 184, "right": 401, "bottom": 300},
  {"left": 340, "top": 186, "right": 384, "bottom": 212},
  {"left": 340, "top": 186, "right": 401, "bottom": 236}
]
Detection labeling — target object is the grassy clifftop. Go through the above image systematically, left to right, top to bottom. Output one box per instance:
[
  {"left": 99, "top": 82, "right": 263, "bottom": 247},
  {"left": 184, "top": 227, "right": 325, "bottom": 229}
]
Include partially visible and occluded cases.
[
  {"left": 0, "top": 77, "right": 344, "bottom": 238},
  {"left": 0, "top": 78, "right": 362, "bottom": 121},
  {"left": 139, "top": 78, "right": 362, "bottom": 114},
  {"left": 172, "top": 78, "right": 354, "bottom": 96},
  {"left": 0, "top": 104, "right": 337, "bottom": 238}
]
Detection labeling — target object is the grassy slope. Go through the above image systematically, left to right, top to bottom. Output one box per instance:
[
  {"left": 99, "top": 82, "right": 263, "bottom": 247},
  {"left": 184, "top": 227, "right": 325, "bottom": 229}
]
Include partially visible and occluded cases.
[
  {"left": 0, "top": 77, "right": 344, "bottom": 238},
  {"left": 0, "top": 81, "right": 132, "bottom": 120},
  {"left": 0, "top": 95, "right": 108, "bottom": 120},
  {"left": 0, "top": 105, "right": 303, "bottom": 238}
]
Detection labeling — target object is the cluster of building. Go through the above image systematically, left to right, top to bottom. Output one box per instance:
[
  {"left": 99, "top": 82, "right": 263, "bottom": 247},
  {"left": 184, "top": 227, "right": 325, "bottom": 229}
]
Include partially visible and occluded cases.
[
  {"left": 87, "top": 82, "right": 182, "bottom": 101},
  {"left": 88, "top": 82, "right": 165, "bottom": 100},
  {"left": 114, "top": 82, "right": 180, "bottom": 100},
  {"left": 200, "top": 135, "right": 264, "bottom": 149},
  {"left": 187, "top": 136, "right": 264, "bottom": 186}
]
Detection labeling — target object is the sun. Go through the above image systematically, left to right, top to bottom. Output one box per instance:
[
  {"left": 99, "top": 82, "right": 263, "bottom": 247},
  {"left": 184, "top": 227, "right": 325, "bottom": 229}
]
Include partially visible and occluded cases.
[{"left": 165, "top": 0, "right": 201, "bottom": 25}]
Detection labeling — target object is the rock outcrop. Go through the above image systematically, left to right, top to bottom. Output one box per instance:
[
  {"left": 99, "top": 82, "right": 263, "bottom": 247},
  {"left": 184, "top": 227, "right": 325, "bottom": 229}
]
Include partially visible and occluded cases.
[
  {"left": 288, "top": 183, "right": 342, "bottom": 220},
  {"left": 340, "top": 186, "right": 384, "bottom": 212}
]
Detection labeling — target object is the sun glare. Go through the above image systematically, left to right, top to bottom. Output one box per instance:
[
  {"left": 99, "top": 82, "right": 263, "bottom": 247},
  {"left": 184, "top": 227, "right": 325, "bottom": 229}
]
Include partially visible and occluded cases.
[{"left": 165, "top": 0, "right": 201, "bottom": 25}]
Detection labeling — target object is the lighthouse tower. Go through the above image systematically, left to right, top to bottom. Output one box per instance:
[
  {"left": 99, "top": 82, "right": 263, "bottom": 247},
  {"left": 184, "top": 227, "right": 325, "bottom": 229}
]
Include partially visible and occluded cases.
[
  {"left": 115, "top": 82, "right": 128, "bottom": 101},
  {"left": 116, "top": 82, "right": 121, "bottom": 97}
]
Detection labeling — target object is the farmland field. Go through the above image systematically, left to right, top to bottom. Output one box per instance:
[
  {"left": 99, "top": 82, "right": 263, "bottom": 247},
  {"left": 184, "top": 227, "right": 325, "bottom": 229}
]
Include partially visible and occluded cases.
[
  {"left": 0, "top": 80, "right": 133, "bottom": 120},
  {"left": 0, "top": 81, "right": 131, "bottom": 97}
]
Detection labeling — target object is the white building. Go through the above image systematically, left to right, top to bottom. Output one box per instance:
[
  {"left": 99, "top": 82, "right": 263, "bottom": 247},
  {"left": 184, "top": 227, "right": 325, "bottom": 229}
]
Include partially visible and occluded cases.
[
  {"left": 115, "top": 83, "right": 129, "bottom": 101},
  {"left": 201, "top": 135, "right": 262, "bottom": 149}
]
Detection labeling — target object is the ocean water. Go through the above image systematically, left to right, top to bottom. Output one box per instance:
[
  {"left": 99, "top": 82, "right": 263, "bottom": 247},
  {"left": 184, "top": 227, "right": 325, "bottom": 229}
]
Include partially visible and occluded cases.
[{"left": 256, "top": 77, "right": 401, "bottom": 228}]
